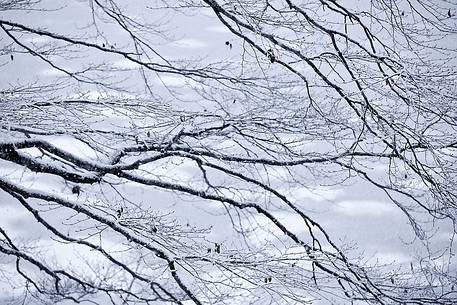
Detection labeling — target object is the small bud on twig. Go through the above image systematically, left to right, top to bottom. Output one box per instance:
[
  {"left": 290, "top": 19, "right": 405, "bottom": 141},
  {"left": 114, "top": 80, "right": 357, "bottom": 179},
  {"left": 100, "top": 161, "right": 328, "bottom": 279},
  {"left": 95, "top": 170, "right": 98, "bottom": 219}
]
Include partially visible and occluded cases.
[
  {"left": 267, "top": 49, "right": 276, "bottom": 63},
  {"left": 72, "top": 185, "right": 81, "bottom": 196},
  {"left": 116, "top": 207, "right": 124, "bottom": 219}
]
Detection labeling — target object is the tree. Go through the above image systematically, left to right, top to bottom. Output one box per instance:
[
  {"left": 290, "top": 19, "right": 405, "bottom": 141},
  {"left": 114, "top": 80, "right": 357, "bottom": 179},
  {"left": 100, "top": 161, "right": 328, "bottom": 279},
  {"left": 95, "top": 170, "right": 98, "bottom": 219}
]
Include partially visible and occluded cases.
[{"left": 1, "top": 0, "right": 456, "bottom": 304}]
